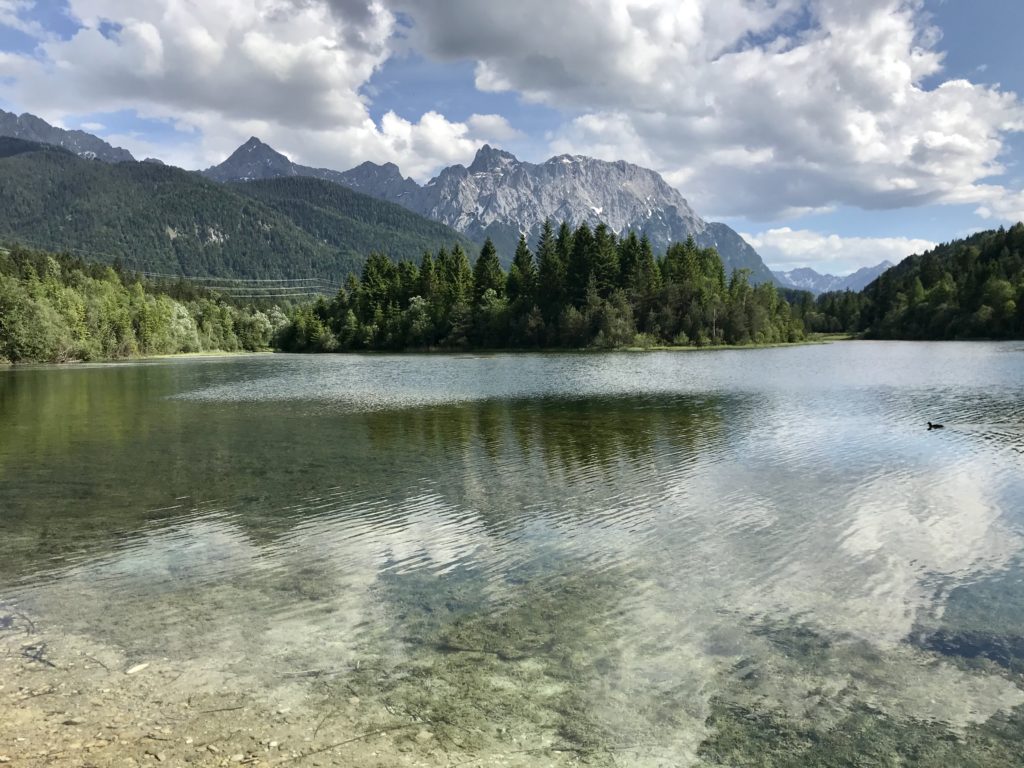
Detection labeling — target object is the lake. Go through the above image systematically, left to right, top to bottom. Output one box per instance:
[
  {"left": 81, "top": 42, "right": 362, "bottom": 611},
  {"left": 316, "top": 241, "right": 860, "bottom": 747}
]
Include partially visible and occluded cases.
[{"left": 1, "top": 341, "right": 1024, "bottom": 766}]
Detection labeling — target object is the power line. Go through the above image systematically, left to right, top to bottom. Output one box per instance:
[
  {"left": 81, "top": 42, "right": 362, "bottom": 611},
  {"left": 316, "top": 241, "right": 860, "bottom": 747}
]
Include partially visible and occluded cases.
[
  {"left": 0, "top": 237, "right": 339, "bottom": 294},
  {"left": 136, "top": 270, "right": 332, "bottom": 285},
  {"left": 142, "top": 280, "right": 337, "bottom": 293},
  {"left": 215, "top": 294, "right": 328, "bottom": 299}
]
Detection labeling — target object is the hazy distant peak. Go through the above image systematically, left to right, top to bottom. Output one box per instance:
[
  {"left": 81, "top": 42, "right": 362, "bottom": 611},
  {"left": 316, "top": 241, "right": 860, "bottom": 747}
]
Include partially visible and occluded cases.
[
  {"left": 0, "top": 108, "right": 135, "bottom": 163},
  {"left": 773, "top": 260, "right": 895, "bottom": 294}
]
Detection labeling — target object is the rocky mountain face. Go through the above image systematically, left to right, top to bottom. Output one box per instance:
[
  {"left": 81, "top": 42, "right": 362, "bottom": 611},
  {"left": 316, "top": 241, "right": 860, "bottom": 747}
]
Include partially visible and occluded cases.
[
  {"left": 0, "top": 109, "right": 135, "bottom": 163},
  {"left": 203, "top": 137, "right": 313, "bottom": 182},
  {"left": 203, "top": 138, "right": 423, "bottom": 208},
  {"left": 206, "top": 140, "right": 777, "bottom": 282},
  {"left": 412, "top": 145, "right": 706, "bottom": 246},
  {"left": 336, "top": 161, "right": 421, "bottom": 205},
  {"left": 774, "top": 261, "right": 894, "bottom": 295}
]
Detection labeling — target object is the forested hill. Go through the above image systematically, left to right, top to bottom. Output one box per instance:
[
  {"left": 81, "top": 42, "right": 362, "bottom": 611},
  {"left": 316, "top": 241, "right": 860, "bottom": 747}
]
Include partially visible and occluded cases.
[
  {"left": 0, "top": 138, "right": 470, "bottom": 281},
  {"left": 230, "top": 177, "right": 476, "bottom": 265},
  {"left": 807, "top": 224, "right": 1024, "bottom": 339},
  {"left": 861, "top": 225, "right": 1023, "bottom": 338},
  {"left": 0, "top": 244, "right": 286, "bottom": 363}
]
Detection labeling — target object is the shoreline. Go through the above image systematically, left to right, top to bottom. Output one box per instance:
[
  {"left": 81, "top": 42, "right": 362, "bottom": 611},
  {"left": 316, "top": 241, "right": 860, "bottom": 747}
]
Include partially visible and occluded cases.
[
  {"left": 12, "top": 335, "right": 1023, "bottom": 368},
  {"left": 0, "top": 336, "right": 857, "bottom": 367},
  {"left": 0, "top": 350, "right": 274, "bottom": 368}
]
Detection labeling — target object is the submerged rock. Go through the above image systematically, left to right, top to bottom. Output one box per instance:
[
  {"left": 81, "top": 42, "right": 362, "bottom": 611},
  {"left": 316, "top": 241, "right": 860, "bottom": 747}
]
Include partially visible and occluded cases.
[{"left": 914, "top": 629, "right": 1024, "bottom": 673}]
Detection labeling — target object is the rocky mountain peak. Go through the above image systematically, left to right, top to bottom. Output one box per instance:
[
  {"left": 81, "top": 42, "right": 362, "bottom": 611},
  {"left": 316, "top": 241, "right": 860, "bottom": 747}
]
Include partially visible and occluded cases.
[
  {"left": 0, "top": 109, "right": 135, "bottom": 163},
  {"left": 202, "top": 137, "right": 777, "bottom": 282},
  {"left": 203, "top": 137, "right": 299, "bottom": 182},
  {"left": 235, "top": 137, "right": 287, "bottom": 162},
  {"left": 203, "top": 138, "right": 424, "bottom": 203},
  {"left": 468, "top": 144, "right": 519, "bottom": 174},
  {"left": 545, "top": 154, "right": 585, "bottom": 166},
  {"left": 336, "top": 160, "right": 420, "bottom": 201},
  {"left": 347, "top": 160, "right": 403, "bottom": 179}
]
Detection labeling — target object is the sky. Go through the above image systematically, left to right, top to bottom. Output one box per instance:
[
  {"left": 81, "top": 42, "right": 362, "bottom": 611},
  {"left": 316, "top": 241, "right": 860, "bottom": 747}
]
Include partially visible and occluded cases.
[{"left": 1, "top": 0, "right": 1023, "bottom": 275}]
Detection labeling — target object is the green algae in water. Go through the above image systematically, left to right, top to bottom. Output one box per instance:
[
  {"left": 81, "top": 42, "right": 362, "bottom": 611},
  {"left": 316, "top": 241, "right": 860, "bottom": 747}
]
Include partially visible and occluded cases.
[
  {"left": 2, "top": 347, "right": 1024, "bottom": 766},
  {"left": 338, "top": 567, "right": 637, "bottom": 756},
  {"left": 700, "top": 700, "right": 1024, "bottom": 768}
]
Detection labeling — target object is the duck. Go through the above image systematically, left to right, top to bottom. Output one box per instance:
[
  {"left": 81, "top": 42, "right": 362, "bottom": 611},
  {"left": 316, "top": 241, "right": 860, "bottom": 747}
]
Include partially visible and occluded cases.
[{"left": 927, "top": 421, "right": 944, "bottom": 430}]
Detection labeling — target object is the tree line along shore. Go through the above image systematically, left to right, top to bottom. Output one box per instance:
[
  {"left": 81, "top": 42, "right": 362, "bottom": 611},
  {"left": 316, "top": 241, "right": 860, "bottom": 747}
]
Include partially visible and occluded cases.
[{"left": 2, "top": 222, "right": 1022, "bottom": 364}]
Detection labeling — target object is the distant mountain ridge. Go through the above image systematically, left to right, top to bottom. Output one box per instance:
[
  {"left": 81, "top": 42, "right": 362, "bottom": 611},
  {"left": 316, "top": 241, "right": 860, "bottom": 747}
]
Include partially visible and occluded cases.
[
  {"left": 0, "top": 109, "right": 135, "bottom": 163},
  {"left": 2, "top": 112, "right": 874, "bottom": 289},
  {"left": 0, "top": 137, "right": 471, "bottom": 281},
  {"left": 204, "top": 138, "right": 777, "bottom": 283},
  {"left": 773, "top": 261, "right": 894, "bottom": 295}
]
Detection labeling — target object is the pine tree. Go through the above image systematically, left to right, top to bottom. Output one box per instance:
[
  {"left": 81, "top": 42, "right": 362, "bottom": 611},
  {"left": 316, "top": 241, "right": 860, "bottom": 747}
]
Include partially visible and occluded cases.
[
  {"left": 537, "top": 219, "right": 565, "bottom": 323},
  {"left": 566, "top": 222, "right": 595, "bottom": 307},
  {"left": 593, "top": 222, "right": 620, "bottom": 297},
  {"left": 619, "top": 231, "right": 642, "bottom": 290},
  {"left": 507, "top": 234, "right": 538, "bottom": 306},
  {"left": 472, "top": 238, "right": 504, "bottom": 309},
  {"left": 437, "top": 244, "right": 473, "bottom": 313},
  {"left": 418, "top": 250, "right": 436, "bottom": 300},
  {"left": 397, "top": 260, "right": 420, "bottom": 308}
]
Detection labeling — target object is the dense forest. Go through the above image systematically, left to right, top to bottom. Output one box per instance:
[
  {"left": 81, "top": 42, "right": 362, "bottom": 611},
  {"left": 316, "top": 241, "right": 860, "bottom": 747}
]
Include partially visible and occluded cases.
[
  {"left": 0, "top": 138, "right": 470, "bottom": 280},
  {"left": 231, "top": 177, "right": 476, "bottom": 264},
  {"left": 279, "top": 221, "right": 805, "bottom": 352},
  {"left": 8, "top": 222, "right": 1020, "bottom": 364},
  {"left": 805, "top": 225, "right": 1024, "bottom": 339},
  {"left": 1, "top": 227, "right": 803, "bottom": 362},
  {"left": 0, "top": 244, "right": 288, "bottom": 363}
]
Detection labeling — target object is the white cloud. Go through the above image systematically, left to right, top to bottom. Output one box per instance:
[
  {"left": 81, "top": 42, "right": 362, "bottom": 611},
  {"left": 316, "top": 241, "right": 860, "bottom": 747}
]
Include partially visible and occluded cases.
[
  {"left": 0, "top": 0, "right": 520, "bottom": 178},
  {"left": 0, "top": 0, "right": 48, "bottom": 37},
  {"left": 3, "top": 0, "right": 1024, "bottom": 226},
  {"left": 387, "top": 0, "right": 1024, "bottom": 220},
  {"left": 466, "top": 113, "right": 523, "bottom": 142},
  {"left": 79, "top": 121, "right": 105, "bottom": 131},
  {"left": 956, "top": 184, "right": 1024, "bottom": 225},
  {"left": 741, "top": 227, "right": 936, "bottom": 273}
]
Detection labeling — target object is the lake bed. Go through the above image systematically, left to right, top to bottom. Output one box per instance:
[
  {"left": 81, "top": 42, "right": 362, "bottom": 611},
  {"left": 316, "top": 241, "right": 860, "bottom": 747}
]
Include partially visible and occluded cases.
[{"left": 2, "top": 342, "right": 1024, "bottom": 766}]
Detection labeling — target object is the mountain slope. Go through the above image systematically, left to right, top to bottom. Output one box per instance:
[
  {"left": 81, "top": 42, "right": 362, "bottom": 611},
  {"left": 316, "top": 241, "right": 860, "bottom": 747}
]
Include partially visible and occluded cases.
[
  {"left": 0, "top": 109, "right": 135, "bottom": 163},
  {"left": 0, "top": 138, "right": 466, "bottom": 281},
  {"left": 0, "top": 138, "right": 341, "bottom": 278},
  {"left": 206, "top": 139, "right": 777, "bottom": 282},
  {"left": 230, "top": 176, "right": 476, "bottom": 261},
  {"left": 697, "top": 223, "right": 775, "bottom": 284},
  {"left": 858, "top": 226, "right": 1024, "bottom": 338},
  {"left": 774, "top": 261, "right": 894, "bottom": 295},
  {"left": 841, "top": 261, "right": 896, "bottom": 291}
]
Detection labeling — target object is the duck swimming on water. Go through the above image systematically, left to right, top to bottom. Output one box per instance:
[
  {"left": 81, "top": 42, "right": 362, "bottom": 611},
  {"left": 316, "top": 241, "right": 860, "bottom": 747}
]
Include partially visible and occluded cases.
[{"left": 928, "top": 421, "right": 944, "bottom": 430}]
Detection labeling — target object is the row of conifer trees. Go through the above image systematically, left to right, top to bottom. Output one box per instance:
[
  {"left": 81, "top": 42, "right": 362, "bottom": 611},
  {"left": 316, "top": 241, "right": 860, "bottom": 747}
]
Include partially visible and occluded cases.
[{"left": 279, "top": 220, "right": 805, "bottom": 351}]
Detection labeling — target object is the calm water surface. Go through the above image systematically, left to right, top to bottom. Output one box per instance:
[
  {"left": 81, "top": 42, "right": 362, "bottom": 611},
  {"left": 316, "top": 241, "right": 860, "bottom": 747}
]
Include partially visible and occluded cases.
[{"left": 2, "top": 341, "right": 1024, "bottom": 765}]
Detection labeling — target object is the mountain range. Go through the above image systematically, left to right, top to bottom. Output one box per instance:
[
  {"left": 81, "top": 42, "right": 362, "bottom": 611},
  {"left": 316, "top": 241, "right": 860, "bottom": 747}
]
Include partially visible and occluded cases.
[
  {"left": 0, "top": 110, "right": 900, "bottom": 288},
  {"left": 0, "top": 137, "right": 472, "bottom": 280},
  {"left": 202, "top": 138, "right": 776, "bottom": 283},
  {"left": 773, "top": 262, "right": 894, "bottom": 294}
]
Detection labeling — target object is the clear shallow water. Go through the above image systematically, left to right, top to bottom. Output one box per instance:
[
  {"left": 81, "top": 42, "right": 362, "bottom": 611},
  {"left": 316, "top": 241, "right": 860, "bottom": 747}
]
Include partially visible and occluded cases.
[{"left": 2, "top": 342, "right": 1024, "bottom": 765}]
